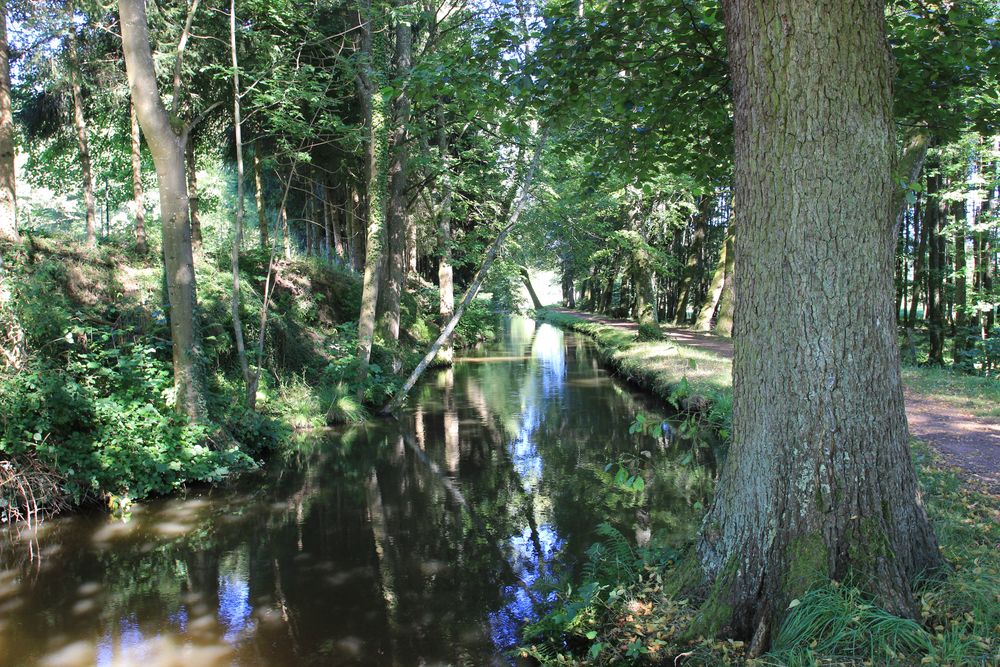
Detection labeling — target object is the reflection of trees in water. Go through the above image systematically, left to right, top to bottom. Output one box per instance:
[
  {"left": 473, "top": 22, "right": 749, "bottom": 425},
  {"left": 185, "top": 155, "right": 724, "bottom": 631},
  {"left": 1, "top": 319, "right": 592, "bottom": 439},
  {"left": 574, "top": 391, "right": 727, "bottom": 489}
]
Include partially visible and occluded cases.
[{"left": 0, "top": 317, "right": 716, "bottom": 666}]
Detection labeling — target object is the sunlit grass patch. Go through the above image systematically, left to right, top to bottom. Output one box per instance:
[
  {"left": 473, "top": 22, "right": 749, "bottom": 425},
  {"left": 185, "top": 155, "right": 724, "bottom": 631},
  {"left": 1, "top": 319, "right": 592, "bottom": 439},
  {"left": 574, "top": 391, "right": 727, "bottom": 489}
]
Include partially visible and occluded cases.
[{"left": 901, "top": 365, "right": 1000, "bottom": 419}]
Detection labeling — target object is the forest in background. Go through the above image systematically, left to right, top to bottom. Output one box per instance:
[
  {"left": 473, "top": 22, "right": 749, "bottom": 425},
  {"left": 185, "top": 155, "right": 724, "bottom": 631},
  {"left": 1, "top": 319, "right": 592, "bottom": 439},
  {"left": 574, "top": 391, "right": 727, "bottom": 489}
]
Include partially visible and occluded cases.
[{"left": 0, "top": 0, "right": 999, "bottom": 664}]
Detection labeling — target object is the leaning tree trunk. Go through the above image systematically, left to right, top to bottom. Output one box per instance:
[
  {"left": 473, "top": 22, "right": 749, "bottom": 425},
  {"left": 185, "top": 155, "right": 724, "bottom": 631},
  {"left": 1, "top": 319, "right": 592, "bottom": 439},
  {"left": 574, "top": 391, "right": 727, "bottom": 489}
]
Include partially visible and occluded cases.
[
  {"left": 119, "top": 0, "right": 206, "bottom": 421},
  {"left": 699, "top": 0, "right": 941, "bottom": 650},
  {"left": 0, "top": 1, "right": 16, "bottom": 243},
  {"left": 67, "top": 23, "right": 97, "bottom": 247},
  {"left": 129, "top": 100, "right": 146, "bottom": 252},
  {"left": 520, "top": 267, "right": 543, "bottom": 310}
]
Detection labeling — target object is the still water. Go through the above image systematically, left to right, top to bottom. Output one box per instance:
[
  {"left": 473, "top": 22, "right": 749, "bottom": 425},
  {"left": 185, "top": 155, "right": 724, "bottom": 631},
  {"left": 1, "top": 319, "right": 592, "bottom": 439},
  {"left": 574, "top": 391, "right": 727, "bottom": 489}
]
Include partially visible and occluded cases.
[{"left": 0, "top": 318, "right": 712, "bottom": 666}]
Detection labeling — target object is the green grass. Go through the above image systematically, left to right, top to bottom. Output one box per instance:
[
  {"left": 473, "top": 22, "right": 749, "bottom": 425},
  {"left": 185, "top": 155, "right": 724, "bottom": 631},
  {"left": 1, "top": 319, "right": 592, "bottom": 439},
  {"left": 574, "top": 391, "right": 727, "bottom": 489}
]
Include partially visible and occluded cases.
[
  {"left": 536, "top": 309, "right": 732, "bottom": 409},
  {"left": 902, "top": 365, "right": 1000, "bottom": 419}
]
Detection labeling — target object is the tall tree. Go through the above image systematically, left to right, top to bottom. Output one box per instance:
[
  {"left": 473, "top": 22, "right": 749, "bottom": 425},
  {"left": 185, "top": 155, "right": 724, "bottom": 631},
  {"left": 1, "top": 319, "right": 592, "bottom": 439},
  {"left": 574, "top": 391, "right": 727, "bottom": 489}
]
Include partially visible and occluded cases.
[
  {"left": 0, "top": 0, "right": 15, "bottom": 242},
  {"left": 119, "top": 0, "right": 207, "bottom": 420},
  {"left": 354, "top": 0, "right": 390, "bottom": 394},
  {"left": 698, "top": 0, "right": 941, "bottom": 651},
  {"left": 66, "top": 13, "right": 97, "bottom": 246}
]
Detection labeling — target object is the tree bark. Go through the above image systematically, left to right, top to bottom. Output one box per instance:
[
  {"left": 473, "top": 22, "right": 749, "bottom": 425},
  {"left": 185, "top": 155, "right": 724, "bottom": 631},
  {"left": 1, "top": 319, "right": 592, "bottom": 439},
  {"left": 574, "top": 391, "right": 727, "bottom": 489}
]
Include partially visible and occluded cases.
[
  {"left": 119, "top": 0, "right": 206, "bottom": 420},
  {"left": 229, "top": 0, "right": 254, "bottom": 407},
  {"left": 355, "top": 0, "right": 390, "bottom": 395},
  {"left": 377, "top": 0, "right": 412, "bottom": 345},
  {"left": 700, "top": 0, "right": 941, "bottom": 646},
  {"left": 0, "top": 2, "right": 16, "bottom": 243},
  {"left": 67, "top": 22, "right": 97, "bottom": 247},
  {"left": 129, "top": 100, "right": 146, "bottom": 253},
  {"left": 436, "top": 103, "right": 454, "bottom": 365},
  {"left": 186, "top": 139, "right": 202, "bottom": 250},
  {"left": 253, "top": 149, "right": 269, "bottom": 248},
  {"left": 926, "top": 166, "right": 946, "bottom": 364},
  {"left": 908, "top": 193, "right": 925, "bottom": 324},
  {"left": 674, "top": 194, "right": 712, "bottom": 324},
  {"left": 952, "top": 199, "right": 969, "bottom": 366},
  {"left": 695, "top": 224, "right": 732, "bottom": 331},
  {"left": 520, "top": 267, "right": 543, "bottom": 310}
]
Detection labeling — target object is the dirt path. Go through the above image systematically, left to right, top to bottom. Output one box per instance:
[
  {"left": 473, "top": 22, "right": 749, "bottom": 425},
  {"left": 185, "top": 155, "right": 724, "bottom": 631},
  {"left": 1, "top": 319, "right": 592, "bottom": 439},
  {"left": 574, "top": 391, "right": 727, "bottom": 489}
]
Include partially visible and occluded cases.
[{"left": 551, "top": 308, "right": 1000, "bottom": 494}]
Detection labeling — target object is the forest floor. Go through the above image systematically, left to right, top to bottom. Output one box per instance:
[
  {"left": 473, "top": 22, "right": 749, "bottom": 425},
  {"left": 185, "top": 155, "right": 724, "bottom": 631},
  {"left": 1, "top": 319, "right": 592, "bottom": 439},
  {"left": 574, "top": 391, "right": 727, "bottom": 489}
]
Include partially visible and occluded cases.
[{"left": 549, "top": 307, "right": 1000, "bottom": 495}]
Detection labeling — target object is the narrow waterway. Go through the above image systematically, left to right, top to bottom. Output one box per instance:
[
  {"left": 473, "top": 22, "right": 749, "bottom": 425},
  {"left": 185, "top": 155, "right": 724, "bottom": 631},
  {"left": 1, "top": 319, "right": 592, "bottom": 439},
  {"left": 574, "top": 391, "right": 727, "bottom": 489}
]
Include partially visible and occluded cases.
[{"left": 0, "top": 318, "right": 713, "bottom": 666}]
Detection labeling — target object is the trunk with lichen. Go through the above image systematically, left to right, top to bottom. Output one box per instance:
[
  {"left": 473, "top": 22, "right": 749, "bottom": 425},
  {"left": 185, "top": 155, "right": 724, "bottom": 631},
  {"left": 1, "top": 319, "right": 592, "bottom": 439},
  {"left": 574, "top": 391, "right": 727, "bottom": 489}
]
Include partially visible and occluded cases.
[
  {"left": 119, "top": 0, "right": 206, "bottom": 420},
  {"left": 697, "top": 0, "right": 941, "bottom": 650},
  {"left": 0, "top": 2, "right": 15, "bottom": 243}
]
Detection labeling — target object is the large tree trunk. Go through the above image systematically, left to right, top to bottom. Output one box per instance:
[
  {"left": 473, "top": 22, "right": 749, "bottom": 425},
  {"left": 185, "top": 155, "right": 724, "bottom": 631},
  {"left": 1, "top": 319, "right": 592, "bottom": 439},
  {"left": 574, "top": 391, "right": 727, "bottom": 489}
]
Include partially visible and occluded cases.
[
  {"left": 119, "top": 0, "right": 206, "bottom": 421},
  {"left": 354, "top": 0, "right": 390, "bottom": 395},
  {"left": 377, "top": 0, "right": 412, "bottom": 347},
  {"left": 700, "top": 0, "right": 941, "bottom": 649},
  {"left": 0, "top": 3, "right": 16, "bottom": 243},
  {"left": 67, "top": 24, "right": 97, "bottom": 247},
  {"left": 129, "top": 100, "right": 146, "bottom": 253}
]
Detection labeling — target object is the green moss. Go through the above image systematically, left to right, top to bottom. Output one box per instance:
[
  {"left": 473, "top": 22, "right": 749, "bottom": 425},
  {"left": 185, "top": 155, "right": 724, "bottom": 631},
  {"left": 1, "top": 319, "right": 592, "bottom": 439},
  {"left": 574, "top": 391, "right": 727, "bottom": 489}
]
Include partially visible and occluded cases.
[
  {"left": 848, "top": 516, "right": 894, "bottom": 569},
  {"left": 784, "top": 532, "right": 829, "bottom": 600},
  {"left": 663, "top": 549, "right": 705, "bottom": 597},
  {"left": 687, "top": 555, "right": 738, "bottom": 639}
]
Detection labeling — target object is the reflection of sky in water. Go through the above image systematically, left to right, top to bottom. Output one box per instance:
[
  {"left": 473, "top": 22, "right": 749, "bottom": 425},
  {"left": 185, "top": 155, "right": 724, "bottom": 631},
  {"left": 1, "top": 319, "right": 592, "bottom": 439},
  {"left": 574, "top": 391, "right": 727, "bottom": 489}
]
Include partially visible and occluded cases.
[
  {"left": 532, "top": 324, "right": 566, "bottom": 397},
  {"left": 510, "top": 404, "right": 543, "bottom": 492},
  {"left": 489, "top": 524, "right": 564, "bottom": 651},
  {"left": 219, "top": 570, "right": 255, "bottom": 642},
  {"left": 95, "top": 614, "right": 152, "bottom": 666}
]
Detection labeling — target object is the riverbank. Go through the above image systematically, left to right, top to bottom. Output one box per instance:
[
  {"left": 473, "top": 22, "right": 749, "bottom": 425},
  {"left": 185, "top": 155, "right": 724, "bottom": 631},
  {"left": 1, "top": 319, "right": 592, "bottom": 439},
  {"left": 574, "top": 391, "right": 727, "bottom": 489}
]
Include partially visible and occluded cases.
[
  {"left": 0, "top": 235, "right": 499, "bottom": 522},
  {"left": 526, "top": 307, "right": 999, "bottom": 666}
]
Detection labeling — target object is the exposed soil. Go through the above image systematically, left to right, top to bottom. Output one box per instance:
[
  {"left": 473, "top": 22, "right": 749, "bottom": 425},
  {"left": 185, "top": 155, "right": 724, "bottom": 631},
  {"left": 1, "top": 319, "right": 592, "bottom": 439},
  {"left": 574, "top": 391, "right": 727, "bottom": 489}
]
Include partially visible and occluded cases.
[{"left": 551, "top": 308, "right": 1000, "bottom": 495}]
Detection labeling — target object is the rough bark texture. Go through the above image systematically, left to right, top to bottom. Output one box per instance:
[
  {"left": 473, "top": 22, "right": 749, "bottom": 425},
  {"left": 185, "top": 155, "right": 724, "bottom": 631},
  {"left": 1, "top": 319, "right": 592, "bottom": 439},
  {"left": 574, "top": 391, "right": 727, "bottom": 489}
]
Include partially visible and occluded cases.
[
  {"left": 119, "top": 0, "right": 206, "bottom": 420},
  {"left": 354, "top": 0, "right": 390, "bottom": 394},
  {"left": 377, "top": 0, "right": 412, "bottom": 344},
  {"left": 699, "top": 0, "right": 941, "bottom": 646},
  {"left": 0, "top": 3, "right": 16, "bottom": 243},
  {"left": 67, "top": 25, "right": 97, "bottom": 247},
  {"left": 129, "top": 100, "right": 146, "bottom": 252},
  {"left": 186, "top": 140, "right": 202, "bottom": 250}
]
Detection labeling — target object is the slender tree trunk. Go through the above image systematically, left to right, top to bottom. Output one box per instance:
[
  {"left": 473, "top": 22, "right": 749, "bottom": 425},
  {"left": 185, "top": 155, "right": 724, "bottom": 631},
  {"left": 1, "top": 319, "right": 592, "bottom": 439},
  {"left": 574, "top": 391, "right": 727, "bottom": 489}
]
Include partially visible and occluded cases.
[
  {"left": 119, "top": 0, "right": 206, "bottom": 420},
  {"left": 229, "top": 0, "right": 254, "bottom": 407},
  {"left": 355, "top": 0, "right": 390, "bottom": 395},
  {"left": 377, "top": 0, "right": 412, "bottom": 347},
  {"left": 700, "top": 1, "right": 941, "bottom": 649},
  {"left": 0, "top": 3, "right": 16, "bottom": 243},
  {"left": 67, "top": 23, "right": 97, "bottom": 247},
  {"left": 129, "top": 100, "right": 146, "bottom": 252},
  {"left": 436, "top": 104, "right": 454, "bottom": 365},
  {"left": 186, "top": 140, "right": 202, "bottom": 250},
  {"left": 253, "top": 149, "right": 268, "bottom": 248},
  {"left": 927, "top": 167, "right": 946, "bottom": 364},
  {"left": 347, "top": 186, "right": 363, "bottom": 271},
  {"left": 909, "top": 193, "right": 925, "bottom": 324},
  {"left": 281, "top": 195, "right": 291, "bottom": 259},
  {"left": 674, "top": 195, "right": 712, "bottom": 324},
  {"left": 952, "top": 199, "right": 969, "bottom": 366},
  {"left": 695, "top": 225, "right": 732, "bottom": 331},
  {"left": 561, "top": 254, "right": 576, "bottom": 307}
]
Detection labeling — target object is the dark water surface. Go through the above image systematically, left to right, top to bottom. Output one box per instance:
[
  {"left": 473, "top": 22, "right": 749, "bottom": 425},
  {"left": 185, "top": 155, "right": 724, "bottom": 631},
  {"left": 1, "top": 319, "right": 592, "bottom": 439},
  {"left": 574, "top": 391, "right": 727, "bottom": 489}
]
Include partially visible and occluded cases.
[{"left": 0, "top": 318, "right": 712, "bottom": 666}]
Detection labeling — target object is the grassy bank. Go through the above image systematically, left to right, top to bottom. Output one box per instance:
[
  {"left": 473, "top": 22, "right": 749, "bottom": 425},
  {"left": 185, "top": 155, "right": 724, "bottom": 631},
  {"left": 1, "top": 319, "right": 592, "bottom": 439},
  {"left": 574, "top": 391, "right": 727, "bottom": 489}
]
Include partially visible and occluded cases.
[
  {"left": 0, "top": 234, "right": 498, "bottom": 521},
  {"left": 525, "top": 308, "right": 999, "bottom": 666}
]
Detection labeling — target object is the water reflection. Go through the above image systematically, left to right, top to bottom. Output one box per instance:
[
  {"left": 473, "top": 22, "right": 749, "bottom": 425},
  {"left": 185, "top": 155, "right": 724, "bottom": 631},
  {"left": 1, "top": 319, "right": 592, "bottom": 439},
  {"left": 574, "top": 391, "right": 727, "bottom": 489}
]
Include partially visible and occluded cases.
[{"left": 0, "top": 318, "right": 713, "bottom": 665}]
